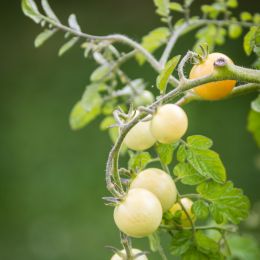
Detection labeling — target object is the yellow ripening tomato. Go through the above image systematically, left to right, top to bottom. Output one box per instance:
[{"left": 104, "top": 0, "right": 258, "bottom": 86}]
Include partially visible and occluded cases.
[
  {"left": 189, "top": 52, "right": 236, "bottom": 100},
  {"left": 150, "top": 104, "right": 188, "bottom": 144},
  {"left": 124, "top": 119, "right": 156, "bottom": 151},
  {"left": 130, "top": 168, "right": 177, "bottom": 212},
  {"left": 113, "top": 188, "right": 162, "bottom": 238},
  {"left": 169, "top": 198, "right": 195, "bottom": 227},
  {"left": 111, "top": 248, "right": 148, "bottom": 260}
]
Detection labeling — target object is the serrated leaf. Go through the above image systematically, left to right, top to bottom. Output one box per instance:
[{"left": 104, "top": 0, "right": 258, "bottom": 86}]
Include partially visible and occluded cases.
[
  {"left": 21, "top": 0, "right": 41, "bottom": 23},
  {"left": 41, "top": 0, "right": 60, "bottom": 22},
  {"left": 153, "top": 0, "right": 170, "bottom": 17},
  {"left": 169, "top": 2, "right": 184, "bottom": 12},
  {"left": 240, "top": 12, "right": 252, "bottom": 22},
  {"left": 68, "top": 14, "right": 81, "bottom": 32},
  {"left": 228, "top": 24, "right": 242, "bottom": 39},
  {"left": 136, "top": 27, "right": 170, "bottom": 65},
  {"left": 244, "top": 27, "right": 259, "bottom": 56},
  {"left": 34, "top": 29, "right": 56, "bottom": 47},
  {"left": 58, "top": 37, "right": 79, "bottom": 56},
  {"left": 156, "top": 55, "right": 181, "bottom": 93},
  {"left": 90, "top": 65, "right": 111, "bottom": 82},
  {"left": 251, "top": 95, "right": 260, "bottom": 113},
  {"left": 69, "top": 101, "right": 101, "bottom": 130},
  {"left": 247, "top": 110, "right": 260, "bottom": 147},
  {"left": 187, "top": 135, "right": 213, "bottom": 150},
  {"left": 156, "top": 143, "right": 174, "bottom": 165},
  {"left": 177, "top": 144, "right": 187, "bottom": 162},
  {"left": 187, "top": 147, "right": 226, "bottom": 183},
  {"left": 128, "top": 151, "right": 152, "bottom": 171},
  {"left": 173, "top": 163, "right": 207, "bottom": 185},
  {"left": 197, "top": 181, "right": 250, "bottom": 224},
  {"left": 192, "top": 200, "right": 209, "bottom": 219},
  {"left": 170, "top": 230, "right": 193, "bottom": 255},
  {"left": 195, "top": 231, "right": 219, "bottom": 255},
  {"left": 227, "top": 234, "right": 260, "bottom": 260}
]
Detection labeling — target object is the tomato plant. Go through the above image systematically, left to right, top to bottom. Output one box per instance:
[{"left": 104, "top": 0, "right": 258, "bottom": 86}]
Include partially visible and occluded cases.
[{"left": 22, "top": 0, "right": 260, "bottom": 259}]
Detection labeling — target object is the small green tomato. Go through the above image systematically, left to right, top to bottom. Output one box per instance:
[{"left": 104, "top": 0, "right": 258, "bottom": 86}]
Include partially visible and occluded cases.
[
  {"left": 150, "top": 104, "right": 188, "bottom": 144},
  {"left": 130, "top": 168, "right": 177, "bottom": 212},
  {"left": 113, "top": 188, "right": 162, "bottom": 238},
  {"left": 111, "top": 248, "right": 148, "bottom": 260}
]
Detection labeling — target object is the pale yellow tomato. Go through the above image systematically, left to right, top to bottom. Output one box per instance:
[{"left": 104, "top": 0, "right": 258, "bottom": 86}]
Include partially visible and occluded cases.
[
  {"left": 189, "top": 52, "right": 236, "bottom": 100},
  {"left": 150, "top": 104, "right": 188, "bottom": 144},
  {"left": 124, "top": 120, "right": 156, "bottom": 151},
  {"left": 130, "top": 168, "right": 177, "bottom": 212},
  {"left": 114, "top": 188, "right": 162, "bottom": 238},
  {"left": 169, "top": 198, "right": 195, "bottom": 227},
  {"left": 111, "top": 248, "right": 148, "bottom": 260}
]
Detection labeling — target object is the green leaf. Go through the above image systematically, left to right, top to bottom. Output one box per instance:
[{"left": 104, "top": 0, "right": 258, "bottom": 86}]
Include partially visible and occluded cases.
[
  {"left": 21, "top": 0, "right": 41, "bottom": 23},
  {"left": 41, "top": 0, "right": 60, "bottom": 22},
  {"left": 153, "top": 0, "right": 170, "bottom": 17},
  {"left": 184, "top": 0, "right": 194, "bottom": 7},
  {"left": 227, "top": 0, "right": 238, "bottom": 8},
  {"left": 169, "top": 2, "right": 184, "bottom": 12},
  {"left": 240, "top": 12, "right": 252, "bottom": 21},
  {"left": 68, "top": 14, "right": 81, "bottom": 32},
  {"left": 228, "top": 24, "right": 242, "bottom": 39},
  {"left": 243, "top": 26, "right": 259, "bottom": 56},
  {"left": 136, "top": 27, "right": 170, "bottom": 65},
  {"left": 34, "top": 29, "right": 56, "bottom": 48},
  {"left": 58, "top": 37, "right": 79, "bottom": 56},
  {"left": 156, "top": 55, "right": 181, "bottom": 93},
  {"left": 90, "top": 65, "right": 111, "bottom": 82},
  {"left": 69, "top": 84, "right": 103, "bottom": 130},
  {"left": 251, "top": 95, "right": 260, "bottom": 113},
  {"left": 69, "top": 101, "right": 101, "bottom": 130},
  {"left": 247, "top": 110, "right": 260, "bottom": 147},
  {"left": 100, "top": 116, "right": 115, "bottom": 130},
  {"left": 187, "top": 135, "right": 213, "bottom": 150},
  {"left": 155, "top": 143, "right": 174, "bottom": 165},
  {"left": 176, "top": 143, "right": 187, "bottom": 162},
  {"left": 187, "top": 148, "right": 226, "bottom": 183},
  {"left": 128, "top": 152, "right": 152, "bottom": 171},
  {"left": 173, "top": 163, "right": 207, "bottom": 185},
  {"left": 197, "top": 181, "right": 250, "bottom": 224},
  {"left": 192, "top": 200, "right": 209, "bottom": 219},
  {"left": 170, "top": 230, "right": 193, "bottom": 255},
  {"left": 195, "top": 231, "right": 219, "bottom": 255},
  {"left": 148, "top": 232, "right": 161, "bottom": 252},
  {"left": 227, "top": 234, "right": 260, "bottom": 260},
  {"left": 182, "top": 247, "right": 209, "bottom": 260}
]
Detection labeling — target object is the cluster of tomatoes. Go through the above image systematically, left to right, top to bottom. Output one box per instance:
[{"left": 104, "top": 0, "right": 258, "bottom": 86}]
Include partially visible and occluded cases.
[{"left": 111, "top": 53, "right": 236, "bottom": 259}]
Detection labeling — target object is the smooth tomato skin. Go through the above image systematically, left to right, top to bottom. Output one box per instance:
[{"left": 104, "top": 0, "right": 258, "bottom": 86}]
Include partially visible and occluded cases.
[
  {"left": 189, "top": 53, "right": 236, "bottom": 100},
  {"left": 150, "top": 104, "right": 188, "bottom": 144},
  {"left": 124, "top": 120, "right": 156, "bottom": 151},
  {"left": 130, "top": 168, "right": 177, "bottom": 212},
  {"left": 114, "top": 188, "right": 162, "bottom": 238},
  {"left": 170, "top": 198, "right": 195, "bottom": 227},
  {"left": 111, "top": 249, "right": 148, "bottom": 260}
]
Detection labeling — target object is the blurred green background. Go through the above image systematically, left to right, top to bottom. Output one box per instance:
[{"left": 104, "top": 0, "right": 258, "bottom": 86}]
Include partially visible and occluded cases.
[{"left": 1, "top": 1, "right": 260, "bottom": 259}]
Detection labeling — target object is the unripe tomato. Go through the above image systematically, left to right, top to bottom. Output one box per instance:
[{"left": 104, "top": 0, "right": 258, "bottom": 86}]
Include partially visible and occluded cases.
[
  {"left": 189, "top": 53, "right": 236, "bottom": 100},
  {"left": 133, "top": 90, "right": 155, "bottom": 107},
  {"left": 150, "top": 104, "right": 188, "bottom": 144},
  {"left": 124, "top": 120, "right": 156, "bottom": 151},
  {"left": 130, "top": 168, "right": 177, "bottom": 212},
  {"left": 114, "top": 188, "right": 162, "bottom": 238},
  {"left": 169, "top": 198, "right": 195, "bottom": 227},
  {"left": 111, "top": 248, "right": 148, "bottom": 260}
]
